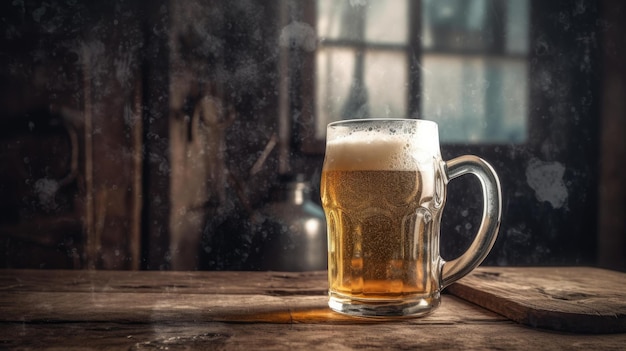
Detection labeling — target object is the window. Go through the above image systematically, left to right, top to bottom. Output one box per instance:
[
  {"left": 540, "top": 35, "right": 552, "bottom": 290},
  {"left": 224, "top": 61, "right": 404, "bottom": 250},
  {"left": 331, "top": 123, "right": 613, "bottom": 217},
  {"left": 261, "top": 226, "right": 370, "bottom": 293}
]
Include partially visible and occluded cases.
[
  {"left": 307, "top": 0, "right": 601, "bottom": 268},
  {"left": 314, "top": 0, "right": 529, "bottom": 144}
]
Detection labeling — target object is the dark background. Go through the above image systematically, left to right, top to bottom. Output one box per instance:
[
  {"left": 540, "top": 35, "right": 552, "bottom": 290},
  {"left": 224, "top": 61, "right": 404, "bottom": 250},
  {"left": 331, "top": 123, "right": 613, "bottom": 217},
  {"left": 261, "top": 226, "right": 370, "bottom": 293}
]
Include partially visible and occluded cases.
[{"left": 0, "top": 0, "right": 624, "bottom": 272}]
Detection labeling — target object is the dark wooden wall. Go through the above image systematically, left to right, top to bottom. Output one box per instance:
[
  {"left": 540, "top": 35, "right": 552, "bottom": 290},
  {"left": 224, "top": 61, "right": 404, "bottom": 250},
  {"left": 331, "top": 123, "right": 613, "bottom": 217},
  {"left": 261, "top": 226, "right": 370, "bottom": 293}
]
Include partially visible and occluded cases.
[{"left": 597, "top": 0, "right": 626, "bottom": 271}]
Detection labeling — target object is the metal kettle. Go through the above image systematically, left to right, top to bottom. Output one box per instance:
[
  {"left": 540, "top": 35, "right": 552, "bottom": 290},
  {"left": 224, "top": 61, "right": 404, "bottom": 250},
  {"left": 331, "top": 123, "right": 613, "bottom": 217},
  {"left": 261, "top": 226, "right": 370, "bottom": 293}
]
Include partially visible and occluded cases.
[{"left": 253, "top": 175, "right": 327, "bottom": 271}]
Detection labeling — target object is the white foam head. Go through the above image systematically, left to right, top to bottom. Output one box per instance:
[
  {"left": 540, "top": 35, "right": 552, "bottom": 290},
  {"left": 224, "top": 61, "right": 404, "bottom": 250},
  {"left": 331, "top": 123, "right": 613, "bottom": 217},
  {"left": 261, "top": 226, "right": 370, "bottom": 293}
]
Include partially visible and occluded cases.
[{"left": 324, "top": 119, "right": 440, "bottom": 171}]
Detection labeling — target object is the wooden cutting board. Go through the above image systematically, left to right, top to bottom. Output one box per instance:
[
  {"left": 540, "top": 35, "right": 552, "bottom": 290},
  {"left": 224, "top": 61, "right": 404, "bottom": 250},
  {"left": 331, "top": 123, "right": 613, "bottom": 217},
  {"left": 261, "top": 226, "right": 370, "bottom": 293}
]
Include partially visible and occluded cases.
[{"left": 446, "top": 266, "right": 626, "bottom": 334}]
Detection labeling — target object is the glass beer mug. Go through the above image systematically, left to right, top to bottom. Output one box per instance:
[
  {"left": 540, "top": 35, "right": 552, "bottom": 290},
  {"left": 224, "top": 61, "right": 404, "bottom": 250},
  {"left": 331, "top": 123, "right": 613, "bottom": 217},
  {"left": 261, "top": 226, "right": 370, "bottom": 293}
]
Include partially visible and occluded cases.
[{"left": 321, "top": 119, "right": 502, "bottom": 317}]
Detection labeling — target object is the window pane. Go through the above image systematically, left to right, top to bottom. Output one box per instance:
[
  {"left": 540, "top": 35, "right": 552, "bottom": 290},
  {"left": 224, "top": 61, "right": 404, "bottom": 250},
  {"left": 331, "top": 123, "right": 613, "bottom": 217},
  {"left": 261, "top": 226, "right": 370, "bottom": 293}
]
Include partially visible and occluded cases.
[
  {"left": 317, "top": 0, "right": 407, "bottom": 44},
  {"left": 317, "top": 0, "right": 365, "bottom": 41},
  {"left": 365, "top": 0, "right": 408, "bottom": 44},
  {"left": 422, "top": 0, "right": 492, "bottom": 51},
  {"left": 422, "top": 0, "right": 530, "bottom": 54},
  {"left": 506, "top": 0, "right": 530, "bottom": 54},
  {"left": 315, "top": 48, "right": 408, "bottom": 139},
  {"left": 316, "top": 48, "right": 356, "bottom": 138},
  {"left": 364, "top": 51, "right": 407, "bottom": 118},
  {"left": 422, "top": 55, "right": 527, "bottom": 143},
  {"left": 499, "top": 61, "right": 528, "bottom": 142}
]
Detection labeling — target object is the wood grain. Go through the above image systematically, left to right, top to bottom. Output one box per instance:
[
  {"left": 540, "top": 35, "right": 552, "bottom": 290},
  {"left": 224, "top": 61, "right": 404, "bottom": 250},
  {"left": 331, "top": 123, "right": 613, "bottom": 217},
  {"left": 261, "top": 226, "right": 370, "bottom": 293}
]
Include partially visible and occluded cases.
[
  {"left": 447, "top": 266, "right": 626, "bottom": 333},
  {"left": 0, "top": 269, "right": 328, "bottom": 295},
  {"left": 0, "top": 269, "right": 496, "bottom": 325},
  {"left": 1, "top": 269, "right": 625, "bottom": 350},
  {"left": 1, "top": 320, "right": 626, "bottom": 351}
]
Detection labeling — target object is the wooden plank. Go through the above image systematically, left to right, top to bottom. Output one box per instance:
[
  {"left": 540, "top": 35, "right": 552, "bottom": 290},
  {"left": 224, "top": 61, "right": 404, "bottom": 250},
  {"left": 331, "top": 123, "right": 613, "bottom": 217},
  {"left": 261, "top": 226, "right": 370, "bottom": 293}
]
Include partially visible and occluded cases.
[
  {"left": 447, "top": 266, "right": 626, "bottom": 333},
  {"left": 0, "top": 269, "right": 328, "bottom": 295},
  {"left": 0, "top": 269, "right": 505, "bottom": 325},
  {"left": 1, "top": 269, "right": 625, "bottom": 350},
  {"left": 0, "top": 291, "right": 503, "bottom": 325},
  {"left": 1, "top": 320, "right": 625, "bottom": 351}
]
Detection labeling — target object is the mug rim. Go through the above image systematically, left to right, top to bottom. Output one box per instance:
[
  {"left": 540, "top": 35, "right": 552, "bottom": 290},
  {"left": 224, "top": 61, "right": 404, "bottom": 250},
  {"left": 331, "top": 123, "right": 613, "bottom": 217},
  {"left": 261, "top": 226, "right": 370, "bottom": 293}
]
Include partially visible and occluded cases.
[{"left": 328, "top": 118, "right": 438, "bottom": 128}]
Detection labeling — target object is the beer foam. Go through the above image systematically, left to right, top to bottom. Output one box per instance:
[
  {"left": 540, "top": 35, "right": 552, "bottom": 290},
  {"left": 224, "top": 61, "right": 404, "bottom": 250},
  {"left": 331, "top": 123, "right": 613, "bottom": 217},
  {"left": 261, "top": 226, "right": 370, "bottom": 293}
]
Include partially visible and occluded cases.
[{"left": 324, "top": 132, "right": 438, "bottom": 171}]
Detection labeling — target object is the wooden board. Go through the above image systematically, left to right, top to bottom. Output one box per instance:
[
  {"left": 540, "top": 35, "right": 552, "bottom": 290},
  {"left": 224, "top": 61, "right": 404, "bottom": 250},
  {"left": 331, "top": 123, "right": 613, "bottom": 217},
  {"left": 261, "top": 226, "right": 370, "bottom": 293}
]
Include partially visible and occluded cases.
[
  {"left": 447, "top": 266, "right": 626, "bottom": 334},
  {"left": 0, "top": 269, "right": 329, "bottom": 295},
  {"left": 1, "top": 269, "right": 626, "bottom": 350},
  {"left": 0, "top": 270, "right": 499, "bottom": 326}
]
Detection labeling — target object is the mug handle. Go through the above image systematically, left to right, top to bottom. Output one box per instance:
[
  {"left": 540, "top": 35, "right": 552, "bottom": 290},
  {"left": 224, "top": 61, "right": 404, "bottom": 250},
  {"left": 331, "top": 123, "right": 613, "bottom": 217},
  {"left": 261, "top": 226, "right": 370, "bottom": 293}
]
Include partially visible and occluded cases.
[{"left": 441, "top": 155, "right": 502, "bottom": 288}]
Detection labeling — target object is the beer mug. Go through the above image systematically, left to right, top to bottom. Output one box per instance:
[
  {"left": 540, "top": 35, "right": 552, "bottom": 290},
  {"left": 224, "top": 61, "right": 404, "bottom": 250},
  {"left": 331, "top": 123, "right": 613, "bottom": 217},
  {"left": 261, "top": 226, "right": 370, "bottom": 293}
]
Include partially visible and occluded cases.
[{"left": 321, "top": 119, "right": 501, "bottom": 317}]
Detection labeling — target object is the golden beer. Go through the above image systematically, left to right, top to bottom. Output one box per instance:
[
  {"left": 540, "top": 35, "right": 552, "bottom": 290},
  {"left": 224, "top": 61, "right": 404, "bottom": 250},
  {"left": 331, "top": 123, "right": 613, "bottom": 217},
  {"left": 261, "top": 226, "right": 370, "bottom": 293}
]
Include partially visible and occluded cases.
[
  {"left": 321, "top": 125, "right": 445, "bottom": 314},
  {"left": 322, "top": 169, "right": 440, "bottom": 297}
]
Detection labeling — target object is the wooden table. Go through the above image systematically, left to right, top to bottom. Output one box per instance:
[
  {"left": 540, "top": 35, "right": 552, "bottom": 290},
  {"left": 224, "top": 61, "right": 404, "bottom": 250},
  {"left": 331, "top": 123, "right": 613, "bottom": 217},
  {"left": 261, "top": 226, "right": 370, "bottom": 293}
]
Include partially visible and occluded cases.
[{"left": 1, "top": 268, "right": 625, "bottom": 350}]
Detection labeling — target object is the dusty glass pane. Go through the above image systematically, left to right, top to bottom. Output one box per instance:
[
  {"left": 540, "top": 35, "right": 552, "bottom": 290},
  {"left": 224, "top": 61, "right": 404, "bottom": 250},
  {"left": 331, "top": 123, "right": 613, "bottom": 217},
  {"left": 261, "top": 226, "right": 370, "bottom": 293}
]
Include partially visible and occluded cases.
[
  {"left": 317, "top": 0, "right": 364, "bottom": 41},
  {"left": 318, "top": 0, "right": 407, "bottom": 44},
  {"left": 365, "top": 0, "right": 408, "bottom": 44},
  {"left": 422, "top": 0, "right": 492, "bottom": 51},
  {"left": 422, "top": 0, "right": 530, "bottom": 54},
  {"left": 506, "top": 0, "right": 530, "bottom": 54},
  {"left": 316, "top": 48, "right": 356, "bottom": 138},
  {"left": 316, "top": 49, "right": 407, "bottom": 138},
  {"left": 364, "top": 51, "right": 407, "bottom": 118},
  {"left": 422, "top": 55, "right": 527, "bottom": 143},
  {"left": 498, "top": 61, "right": 528, "bottom": 142}
]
